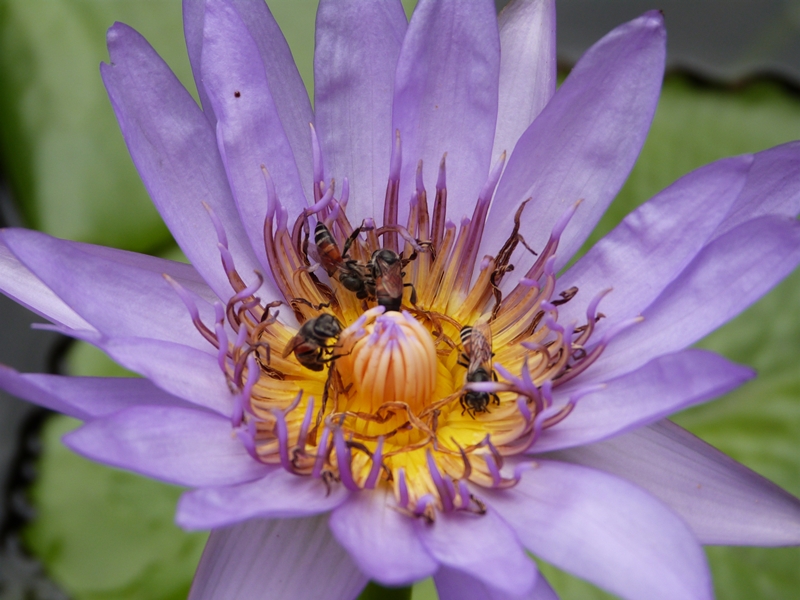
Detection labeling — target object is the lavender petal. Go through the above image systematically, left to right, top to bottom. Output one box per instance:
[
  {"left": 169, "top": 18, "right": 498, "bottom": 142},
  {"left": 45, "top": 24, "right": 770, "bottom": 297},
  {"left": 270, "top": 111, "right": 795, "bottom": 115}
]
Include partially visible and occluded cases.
[
  {"left": 189, "top": 0, "right": 314, "bottom": 197},
  {"left": 201, "top": 0, "right": 309, "bottom": 273},
  {"left": 224, "top": 0, "right": 314, "bottom": 201},
  {"left": 314, "top": 0, "right": 407, "bottom": 221},
  {"left": 392, "top": 0, "right": 500, "bottom": 226},
  {"left": 492, "top": 0, "right": 556, "bottom": 163},
  {"left": 486, "top": 11, "right": 665, "bottom": 274},
  {"left": 101, "top": 22, "right": 264, "bottom": 300},
  {"left": 714, "top": 141, "right": 800, "bottom": 238},
  {"left": 557, "top": 155, "right": 752, "bottom": 333},
  {"left": 588, "top": 215, "right": 800, "bottom": 383},
  {"left": 2, "top": 228, "right": 216, "bottom": 350},
  {"left": 0, "top": 239, "right": 93, "bottom": 331},
  {"left": 100, "top": 337, "right": 233, "bottom": 416},
  {"left": 535, "top": 349, "right": 753, "bottom": 452},
  {"left": 0, "top": 368, "right": 192, "bottom": 420},
  {"left": 64, "top": 406, "right": 269, "bottom": 487},
  {"left": 550, "top": 420, "right": 800, "bottom": 545},
  {"left": 489, "top": 460, "right": 712, "bottom": 600},
  {"left": 177, "top": 468, "right": 349, "bottom": 530},
  {"left": 329, "top": 487, "right": 438, "bottom": 586},
  {"left": 416, "top": 507, "right": 537, "bottom": 596},
  {"left": 189, "top": 515, "right": 367, "bottom": 600},
  {"left": 435, "top": 565, "right": 559, "bottom": 600}
]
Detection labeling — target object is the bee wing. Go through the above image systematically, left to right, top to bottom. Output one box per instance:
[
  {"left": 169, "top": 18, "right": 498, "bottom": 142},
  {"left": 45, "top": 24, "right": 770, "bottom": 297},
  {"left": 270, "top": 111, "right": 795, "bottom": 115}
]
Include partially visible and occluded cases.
[
  {"left": 318, "top": 251, "right": 343, "bottom": 277},
  {"left": 374, "top": 256, "right": 405, "bottom": 296},
  {"left": 472, "top": 321, "right": 492, "bottom": 344},
  {"left": 469, "top": 322, "right": 494, "bottom": 370},
  {"left": 282, "top": 333, "right": 305, "bottom": 358}
]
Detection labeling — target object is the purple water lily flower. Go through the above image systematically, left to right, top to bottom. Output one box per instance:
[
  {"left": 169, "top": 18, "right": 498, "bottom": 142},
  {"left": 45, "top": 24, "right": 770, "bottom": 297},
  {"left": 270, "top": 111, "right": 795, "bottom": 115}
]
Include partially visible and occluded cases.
[{"left": 2, "top": 0, "right": 800, "bottom": 598}]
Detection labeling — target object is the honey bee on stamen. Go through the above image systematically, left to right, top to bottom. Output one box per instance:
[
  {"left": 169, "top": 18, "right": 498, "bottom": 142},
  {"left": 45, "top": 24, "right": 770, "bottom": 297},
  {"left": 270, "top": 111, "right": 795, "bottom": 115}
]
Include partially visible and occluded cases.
[
  {"left": 313, "top": 222, "right": 343, "bottom": 276},
  {"left": 314, "top": 222, "right": 374, "bottom": 300},
  {"left": 316, "top": 222, "right": 420, "bottom": 311},
  {"left": 370, "top": 248, "right": 413, "bottom": 312},
  {"left": 282, "top": 313, "right": 343, "bottom": 371},
  {"left": 458, "top": 322, "right": 499, "bottom": 418}
]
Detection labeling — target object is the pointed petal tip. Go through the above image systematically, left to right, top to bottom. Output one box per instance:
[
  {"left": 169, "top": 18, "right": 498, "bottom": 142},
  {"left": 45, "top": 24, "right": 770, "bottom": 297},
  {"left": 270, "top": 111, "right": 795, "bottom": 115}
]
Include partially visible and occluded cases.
[
  {"left": 641, "top": 9, "right": 666, "bottom": 28},
  {"left": 609, "top": 10, "right": 665, "bottom": 47},
  {"left": 106, "top": 21, "right": 136, "bottom": 49},
  {"left": 740, "top": 364, "right": 758, "bottom": 383}
]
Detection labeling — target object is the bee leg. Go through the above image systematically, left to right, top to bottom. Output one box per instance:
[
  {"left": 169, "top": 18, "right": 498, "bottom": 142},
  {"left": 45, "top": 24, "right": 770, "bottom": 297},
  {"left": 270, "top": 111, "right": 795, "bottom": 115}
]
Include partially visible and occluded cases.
[
  {"left": 341, "top": 225, "right": 364, "bottom": 259},
  {"left": 401, "top": 249, "right": 418, "bottom": 265},
  {"left": 404, "top": 282, "right": 418, "bottom": 305},
  {"left": 291, "top": 297, "right": 331, "bottom": 311},
  {"left": 315, "top": 347, "right": 328, "bottom": 365},
  {"left": 460, "top": 396, "right": 477, "bottom": 419}
]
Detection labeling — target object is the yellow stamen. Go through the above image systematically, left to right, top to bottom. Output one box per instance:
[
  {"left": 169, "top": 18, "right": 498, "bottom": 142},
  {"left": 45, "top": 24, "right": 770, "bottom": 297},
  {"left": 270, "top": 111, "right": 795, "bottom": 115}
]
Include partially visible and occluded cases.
[{"left": 189, "top": 162, "right": 615, "bottom": 520}]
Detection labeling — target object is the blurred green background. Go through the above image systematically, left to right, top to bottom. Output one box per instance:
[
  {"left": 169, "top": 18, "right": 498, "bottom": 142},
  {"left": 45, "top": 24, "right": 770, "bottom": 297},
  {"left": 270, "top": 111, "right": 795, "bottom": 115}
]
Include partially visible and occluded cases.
[{"left": 1, "top": 1, "right": 800, "bottom": 599}]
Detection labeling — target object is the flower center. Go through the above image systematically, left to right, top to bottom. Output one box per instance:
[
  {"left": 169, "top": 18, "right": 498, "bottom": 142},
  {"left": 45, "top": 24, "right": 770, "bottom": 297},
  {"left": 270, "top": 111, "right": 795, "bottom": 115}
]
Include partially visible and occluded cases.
[
  {"left": 169, "top": 134, "right": 632, "bottom": 519},
  {"left": 340, "top": 311, "right": 438, "bottom": 421}
]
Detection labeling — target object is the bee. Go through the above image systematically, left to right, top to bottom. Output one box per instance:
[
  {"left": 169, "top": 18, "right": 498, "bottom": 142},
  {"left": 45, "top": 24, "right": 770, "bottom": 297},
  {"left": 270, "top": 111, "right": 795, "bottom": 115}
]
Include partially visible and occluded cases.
[
  {"left": 313, "top": 222, "right": 343, "bottom": 276},
  {"left": 314, "top": 223, "right": 373, "bottom": 299},
  {"left": 369, "top": 245, "right": 421, "bottom": 312},
  {"left": 369, "top": 248, "right": 406, "bottom": 311},
  {"left": 282, "top": 313, "right": 343, "bottom": 371},
  {"left": 458, "top": 322, "right": 499, "bottom": 417}
]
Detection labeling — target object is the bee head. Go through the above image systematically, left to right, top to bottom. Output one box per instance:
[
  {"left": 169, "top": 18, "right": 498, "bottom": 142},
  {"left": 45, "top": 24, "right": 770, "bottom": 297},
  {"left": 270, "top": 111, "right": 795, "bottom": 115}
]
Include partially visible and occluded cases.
[{"left": 313, "top": 313, "right": 343, "bottom": 338}]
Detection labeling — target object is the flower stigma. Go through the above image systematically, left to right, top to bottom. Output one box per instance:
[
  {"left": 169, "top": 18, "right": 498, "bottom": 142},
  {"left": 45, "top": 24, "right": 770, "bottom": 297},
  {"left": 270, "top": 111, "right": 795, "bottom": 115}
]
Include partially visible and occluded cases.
[{"left": 169, "top": 130, "right": 633, "bottom": 522}]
